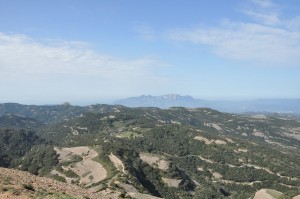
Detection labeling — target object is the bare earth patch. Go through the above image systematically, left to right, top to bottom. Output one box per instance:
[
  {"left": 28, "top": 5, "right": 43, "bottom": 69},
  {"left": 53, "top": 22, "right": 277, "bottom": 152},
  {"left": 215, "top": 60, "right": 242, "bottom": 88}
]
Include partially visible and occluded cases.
[
  {"left": 251, "top": 114, "right": 268, "bottom": 119},
  {"left": 204, "top": 123, "right": 222, "bottom": 131},
  {"left": 253, "top": 129, "right": 266, "bottom": 138},
  {"left": 282, "top": 129, "right": 300, "bottom": 141},
  {"left": 194, "top": 135, "right": 226, "bottom": 145},
  {"left": 194, "top": 135, "right": 213, "bottom": 144},
  {"left": 225, "top": 138, "right": 235, "bottom": 143},
  {"left": 215, "top": 140, "right": 226, "bottom": 144},
  {"left": 54, "top": 146, "right": 107, "bottom": 186},
  {"left": 54, "top": 147, "right": 73, "bottom": 162},
  {"left": 236, "top": 148, "right": 248, "bottom": 153},
  {"left": 109, "top": 152, "right": 125, "bottom": 173},
  {"left": 139, "top": 152, "right": 169, "bottom": 171},
  {"left": 198, "top": 155, "right": 215, "bottom": 164},
  {"left": 197, "top": 167, "right": 204, "bottom": 171},
  {"left": 210, "top": 170, "right": 222, "bottom": 179},
  {"left": 162, "top": 177, "right": 182, "bottom": 188},
  {"left": 253, "top": 189, "right": 282, "bottom": 199}
]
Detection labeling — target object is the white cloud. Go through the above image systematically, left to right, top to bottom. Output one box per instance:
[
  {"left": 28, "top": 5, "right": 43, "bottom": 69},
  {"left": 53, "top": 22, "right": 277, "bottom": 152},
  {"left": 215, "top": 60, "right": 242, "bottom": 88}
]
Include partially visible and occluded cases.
[
  {"left": 167, "top": 0, "right": 300, "bottom": 67},
  {"left": 241, "top": 0, "right": 281, "bottom": 26},
  {"left": 251, "top": 0, "right": 275, "bottom": 9},
  {"left": 243, "top": 10, "right": 280, "bottom": 26},
  {"left": 134, "top": 25, "right": 156, "bottom": 41},
  {"left": 0, "top": 32, "right": 170, "bottom": 103},
  {"left": 0, "top": 32, "right": 162, "bottom": 77}
]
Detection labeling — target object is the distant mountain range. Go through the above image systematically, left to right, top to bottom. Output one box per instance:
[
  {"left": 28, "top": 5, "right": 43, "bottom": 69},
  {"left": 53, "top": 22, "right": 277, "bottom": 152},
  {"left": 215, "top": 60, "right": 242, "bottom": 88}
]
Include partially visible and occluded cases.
[{"left": 114, "top": 94, "right": 300, "bottom": 114}]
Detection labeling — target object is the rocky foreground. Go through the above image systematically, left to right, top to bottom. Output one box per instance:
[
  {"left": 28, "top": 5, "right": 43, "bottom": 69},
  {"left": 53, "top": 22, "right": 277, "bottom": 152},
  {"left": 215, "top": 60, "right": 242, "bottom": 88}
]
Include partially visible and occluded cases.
[{"left": 0, "top": 167, "right": 119, "bottom": 199}]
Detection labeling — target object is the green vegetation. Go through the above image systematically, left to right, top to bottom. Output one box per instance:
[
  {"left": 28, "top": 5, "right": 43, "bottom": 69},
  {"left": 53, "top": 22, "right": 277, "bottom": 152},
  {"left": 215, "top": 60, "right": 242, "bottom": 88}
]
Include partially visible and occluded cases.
[
  {"left": 0, "top": 103, "right": 300, "bottom": 198},
  {"left": 0, "top": 114, "right": 43, "bottom": 129},
  {"left": 0, "top": 128, "right": 48, "bottom": 167},
  {"left": 116, "top": 131, "right": 143, "bottom": 139},
  {"left": 14, "top": 145, "right": 59, "bottom": 175},
  {"left": 94, "top": 152, "right": 117, "bottom": 181},
  {"left": 60, "top": 155, "right": 83, "bottom": 167},
  {"left": 56, "top": 165, "right": 79, "bottom": 179},
  {"left": 51, "top": 174, "right": 67, "bottom": 183},
  {"left": 22, "top": 183, "right": 35, "bottom": 191},
  {"left": 1, "top": 185, "right": 21, "bottom": 196},
  {"left": 34, "top": 189, "right": 78, "bottom": 199},
  {"left": 266, "top": 189, "right": 283, "bottom": 198},
  {"left": 279, "top": 190, "right": 300, "bottom": 199}
]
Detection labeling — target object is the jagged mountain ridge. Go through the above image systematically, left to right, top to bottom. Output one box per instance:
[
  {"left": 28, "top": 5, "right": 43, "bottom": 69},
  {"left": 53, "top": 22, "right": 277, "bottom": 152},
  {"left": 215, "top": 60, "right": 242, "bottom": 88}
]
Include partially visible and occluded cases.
[
  {"left": 114, "top": 94, "right": 300, "bottom": 114},
  {"left": 114, "top": 94, "right": 206, "bottom": 108}
]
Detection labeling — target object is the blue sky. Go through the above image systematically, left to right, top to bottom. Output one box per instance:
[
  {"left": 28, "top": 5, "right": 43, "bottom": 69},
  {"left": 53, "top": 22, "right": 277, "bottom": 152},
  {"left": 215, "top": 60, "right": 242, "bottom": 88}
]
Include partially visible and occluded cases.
[{"left": 0, "top": 0, "right": 300, "bottom": 104}]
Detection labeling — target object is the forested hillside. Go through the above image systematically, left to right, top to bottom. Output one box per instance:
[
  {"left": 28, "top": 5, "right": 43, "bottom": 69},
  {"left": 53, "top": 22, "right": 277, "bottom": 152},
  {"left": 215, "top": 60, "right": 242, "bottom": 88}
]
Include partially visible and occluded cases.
[{"left": 0, "top": 103, "right": 299, "bottom": 198}]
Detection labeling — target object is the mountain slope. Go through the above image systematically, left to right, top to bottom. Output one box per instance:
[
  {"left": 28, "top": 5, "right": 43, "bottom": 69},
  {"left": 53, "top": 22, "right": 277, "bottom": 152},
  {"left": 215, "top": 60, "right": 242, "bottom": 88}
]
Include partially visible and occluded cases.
[
  {"left": 0, "top": 103, "right": 299, "bottom": 198},
  {"left": 0, "top": 103, "right": 118, "bottom": 123},
  {"left": 36, "top": 106, "right": 300, "bottom": 198},
  {"left": 0, "top": 114, "right": 43, "bottom": 129},
  {"left": 0, "top": 128, "right": 48, "bottom": 167},
  {"left": 0, "top": 167, "right": 119, "bottom": 199}
]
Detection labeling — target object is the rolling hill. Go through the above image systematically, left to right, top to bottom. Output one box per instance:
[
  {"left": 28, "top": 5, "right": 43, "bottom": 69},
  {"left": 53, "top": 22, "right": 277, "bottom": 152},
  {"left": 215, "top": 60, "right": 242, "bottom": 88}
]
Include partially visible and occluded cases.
[{"left": 0, "top": 103, "right": 300, "bottom": 198}]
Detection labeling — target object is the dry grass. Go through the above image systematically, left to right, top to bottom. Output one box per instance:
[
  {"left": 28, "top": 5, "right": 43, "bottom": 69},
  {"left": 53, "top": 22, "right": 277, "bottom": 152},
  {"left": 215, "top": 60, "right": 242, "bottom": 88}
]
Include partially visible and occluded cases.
[
  {"left": 253, "top": 129, "right": 266, "bottom": 137},
  {"left": 194, "top": 135, "right": 226, "bottom": 145},
  {"left": 54, "top": 146, "right": 107, "bottom": 186},
  {"left": 237, "top": 148, "right": 248, "bottom": 152},
  {"left": 109, "top": 153, "right": 125, "bottom": 173},
  {"left": 139, "top": 153, "right": 169, "bottom": 171},
  {"left": 212, "top": 171, "right": 222, "bottom": 179},
  {"left": 161, "top": 177, "right": 182, "bottom": 188},
  {"left": 253, "top": 189, "right": 282, "bottom": 199}
]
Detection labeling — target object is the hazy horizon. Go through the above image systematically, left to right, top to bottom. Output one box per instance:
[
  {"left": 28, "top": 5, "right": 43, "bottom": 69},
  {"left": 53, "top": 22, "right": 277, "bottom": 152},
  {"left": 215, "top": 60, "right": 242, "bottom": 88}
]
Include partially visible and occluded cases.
[
  {"left": 1, "top": 0, "right": 300, "bottom": 104},
  {"left": 1, "top": 93, "right": 300, "bottom": 106}
]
